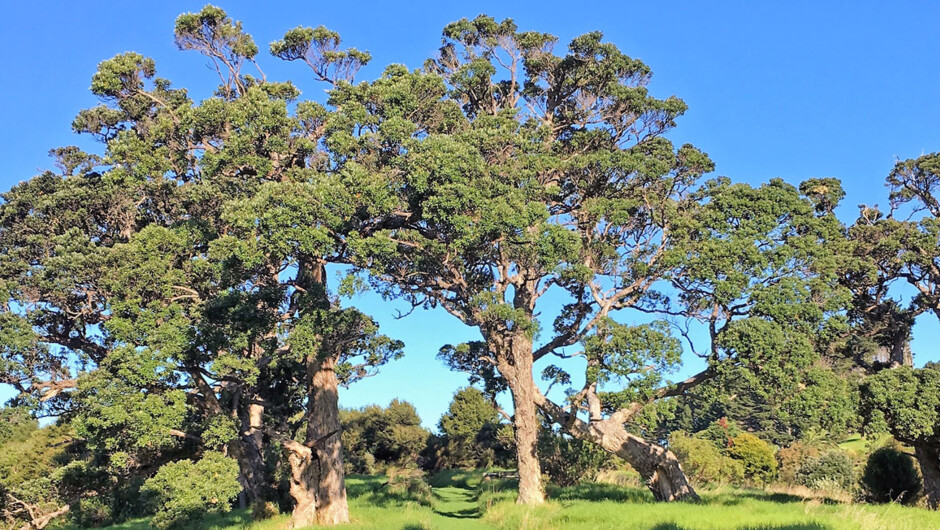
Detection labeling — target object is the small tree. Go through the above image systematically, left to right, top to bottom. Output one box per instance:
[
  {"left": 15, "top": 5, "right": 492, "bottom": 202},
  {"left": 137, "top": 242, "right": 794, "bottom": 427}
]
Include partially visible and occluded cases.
[
  {"left": 849, "top": 153, "right": 940, "bottom": 509},
  {"left": 860, "top": 367, "right": 940, "bottom": 507},
  {"left": 431, "top": 387, "right": 512, "bottom": 469},
  {"left": 726, "top": 433, "right": 777, "bottom": 484}
]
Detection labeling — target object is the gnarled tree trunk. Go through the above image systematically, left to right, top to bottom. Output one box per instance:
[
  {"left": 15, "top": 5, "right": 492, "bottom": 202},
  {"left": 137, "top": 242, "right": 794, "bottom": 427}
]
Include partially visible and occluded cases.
[
  {"left": 497, "top": 335, "right": 545, "bottom": 505},
  {"left": 285, "top": 354, "right": 350, "bottom": 527},
  {"left": 306, "top": 356, "right": 349, "bottom": 525},
  {"left": 534, "top": 390, "right": 697, "bottom": 502},
  {"left": 235, "top": 400, "right": 270, "bottom": 509},
  {"left": 915, "top": 443, "right": 940, "bottom": 509},
  {"left": 285, "top": 444, "right": 318, "bottom": 528}
]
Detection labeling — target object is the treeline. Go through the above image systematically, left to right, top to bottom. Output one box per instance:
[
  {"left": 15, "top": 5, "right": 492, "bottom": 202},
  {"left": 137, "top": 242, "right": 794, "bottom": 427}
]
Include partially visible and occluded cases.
[{"left": 3, "top": 4, "right": 940, "bottom": 529}]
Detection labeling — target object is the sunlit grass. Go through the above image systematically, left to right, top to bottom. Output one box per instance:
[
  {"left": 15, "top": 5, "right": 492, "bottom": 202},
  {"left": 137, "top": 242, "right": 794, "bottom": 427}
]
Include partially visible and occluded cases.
[{"left": 81, "top": 472, "right": 940, "bottom": 530}]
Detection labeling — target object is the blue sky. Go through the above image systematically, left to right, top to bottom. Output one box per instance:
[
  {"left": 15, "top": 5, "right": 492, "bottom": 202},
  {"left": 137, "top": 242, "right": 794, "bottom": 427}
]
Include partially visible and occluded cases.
[{"left": 2, "top": 1, "right": 940, "bottom": 429}]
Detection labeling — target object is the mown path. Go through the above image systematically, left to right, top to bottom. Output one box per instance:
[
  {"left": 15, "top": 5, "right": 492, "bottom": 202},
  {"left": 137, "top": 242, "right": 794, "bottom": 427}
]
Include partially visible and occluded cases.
[{"left": 432, "top": 485, "right": 481, "bottom": 519}]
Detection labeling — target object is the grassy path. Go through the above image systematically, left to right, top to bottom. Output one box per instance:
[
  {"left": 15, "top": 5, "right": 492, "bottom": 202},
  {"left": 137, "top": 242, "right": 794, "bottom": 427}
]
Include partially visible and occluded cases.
[{"left": 432, "top": 485, "right": 482, "bottom": 520}]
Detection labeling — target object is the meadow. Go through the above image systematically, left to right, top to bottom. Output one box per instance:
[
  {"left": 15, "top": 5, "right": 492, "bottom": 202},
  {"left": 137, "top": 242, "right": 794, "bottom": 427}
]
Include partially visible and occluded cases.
[{"left": 79, "top": 470, "right": 940, "bottom": 530}]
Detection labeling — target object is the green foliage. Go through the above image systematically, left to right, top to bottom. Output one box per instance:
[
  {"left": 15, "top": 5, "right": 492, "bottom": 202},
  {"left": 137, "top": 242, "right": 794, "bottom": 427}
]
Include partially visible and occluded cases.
[
  {"left": 860, "top": 366, "right": 940, "bottom": 444},
  {"left": 426, "top": 387, "right": 514, "bottom": 470},
  {"left": 439, "top": 387, "right": 500, "bottom": 440},
  {"left": 341, "top": 400, "right": 430, "bottom": 473},
  {"left": 696, "top": 417, "right": 742, "bottom": 449},
  {"left": 537, "top": 424, "right": 616, "bottom": 487},
  {"left": 667, "top": 431, "right": 744, "bottom": 486},
  {"left": 726, "top": 433, "right": 778, "bottom": 484},
  {"left": 777, "top": 442, "right": 821, "bottom": 486},
  {"left": 862, "top": 446, "right": 922, "bottom": 505},
  {"left": 796, "top": 450, "right": 856, "bottom": 491},
  {"left": 142, "top": 453, "right": 242, "bottom": 529},
  {"left": 383, "top": 467, "right": 432, "bottom": 506}
]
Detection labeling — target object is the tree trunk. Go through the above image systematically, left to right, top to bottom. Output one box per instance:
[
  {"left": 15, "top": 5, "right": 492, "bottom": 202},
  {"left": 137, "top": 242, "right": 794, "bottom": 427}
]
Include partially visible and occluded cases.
[
  {"left": 285, "top": 259, "right": 350, "bottom": 526},
  {"left": 500, "top": 335, "right": 545, "bottom": 505},
  {"left": 306, "top": 356, "right": 349, "bottom": 525},
  {"left": 534, "top": 390, "right": 697, "bottom": 502},
  {"left": 236, "top": 400, "right": 270, "bottom": 510},
  {"left": 598, "top": 427, "right": 697, "bottom": 501},
  {"left": 915, "top": 444, "right": 940, "bottom": 509},
  {"left": 286, "top": 446, "right": 318, "bottom": 528}
]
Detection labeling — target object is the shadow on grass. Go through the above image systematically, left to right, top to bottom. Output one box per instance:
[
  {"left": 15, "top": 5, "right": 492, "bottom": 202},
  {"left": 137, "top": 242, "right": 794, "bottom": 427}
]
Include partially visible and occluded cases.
[
  {"left": 346, "top": 475, "right": 387, "bottom": 498},
  {"left": 548, "top": 482, "right": 655, "bottom": 504},
  {"left": 432, "top": 487, "right": 482, "bottom": 519},
  {"left": 708, "top": 489, "right": 845, "bottom": 507},
  {"left": 650, "top": 523, "right": 832, "bottom": 530}
]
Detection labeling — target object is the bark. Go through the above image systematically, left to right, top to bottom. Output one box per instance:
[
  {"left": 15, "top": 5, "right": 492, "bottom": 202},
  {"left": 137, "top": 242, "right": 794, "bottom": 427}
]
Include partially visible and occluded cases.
[
  {"left": 498, "top": 335, "right": 545, "bottom": 505},
  {"left": 285, "top": 356, "right": 350, "bottom": 527},
  {"left": 305, "top": 356, "right": 349, "bottom": 525},
  {"left": 191, "top": 369, "right": 269, "bottom": 509},
  {"left": 534, "top": 390, "right": 698, "bottom": 502},
  {"left": 236, "top": 400, "right": 270, "bottom": 509},
  {"left": 285, "top": 443, "right": 318, "bottom": 528},
  {"left": 915, "top": 443, "right": 940, "bottom": 509},
  {"left": 4, "top": 493, "right": 70, "bottom": 530}
]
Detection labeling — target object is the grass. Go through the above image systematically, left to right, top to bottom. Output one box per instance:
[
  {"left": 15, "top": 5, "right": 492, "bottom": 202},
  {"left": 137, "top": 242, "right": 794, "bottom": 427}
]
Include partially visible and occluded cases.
[
  {"left": 837, "top": 434, "right": 890, "bottom": 455},
  {"left": 78, "top": 470, "right": 940, "bottom": 530}
]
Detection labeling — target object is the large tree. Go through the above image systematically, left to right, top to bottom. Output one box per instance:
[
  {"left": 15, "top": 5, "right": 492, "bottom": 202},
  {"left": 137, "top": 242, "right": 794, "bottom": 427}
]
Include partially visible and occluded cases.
[
  {"left": 0, "top": 6, "right": 402, "bottom": 527},
  {"left": 335, "top": 15, "right": 713, "bottom": 503},
  {"left": 853, "top": 152, "right": 940, "bottom": 509},
  {"left": 534, "top": 177, "right": 849, "bottom": 499}
]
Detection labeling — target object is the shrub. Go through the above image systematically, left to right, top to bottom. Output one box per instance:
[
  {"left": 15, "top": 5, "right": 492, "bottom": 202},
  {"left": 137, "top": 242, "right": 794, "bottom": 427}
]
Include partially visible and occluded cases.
[
  {"left": 538, "top": 427, "right": 614, "bottom": 486},
  {"left": 668, "top": 431, "right": 745, "bottom": 486},
  {"left": 726, "top": 433, "right": 777, "bottom": 484},
  {"left": 777, "top": 442, "right": 821, "bottom": 485},
  {"left": 862, "top": 446, "right": 921, "bottom": 504},
  {"left": 797, "top": 451, "right": 855, "bottom": 490},
  {"left": 142, "top": 453, "right": 242, "bottom": 529},
  {"left": 384, "top": 466, "right": 432, "bottom": 506}
]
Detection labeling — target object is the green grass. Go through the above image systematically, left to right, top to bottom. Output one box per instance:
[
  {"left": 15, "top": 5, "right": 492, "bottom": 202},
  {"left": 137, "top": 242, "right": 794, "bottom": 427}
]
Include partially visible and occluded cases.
[
  {"left": 838, "top": 434, "right": 890, "bottom": 455},
  {"left": 79, "top": 471, "right": 940, "bottom": 530}
]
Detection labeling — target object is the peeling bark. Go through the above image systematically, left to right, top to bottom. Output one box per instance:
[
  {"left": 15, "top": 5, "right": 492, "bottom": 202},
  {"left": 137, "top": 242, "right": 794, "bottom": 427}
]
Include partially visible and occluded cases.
[
  {"left": 305, "top": 356, "right": 349, "bottom": 525},
  {"left": 283, "top": 357, "right": 350, "bottom": 527},
  {"left": 235, "top": 399, "right": 270, "bottom": 509},
  {"left": 285, "top": 444, "right": 318, "bottom": 528}
]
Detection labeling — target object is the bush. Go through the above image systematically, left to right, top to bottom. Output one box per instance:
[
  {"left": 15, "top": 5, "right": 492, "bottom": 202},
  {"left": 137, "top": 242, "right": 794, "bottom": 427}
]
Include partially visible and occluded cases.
[
  {"left": 538, "top": 427, "right": 615, "bottom": 487},
  {"left": 668, "top": 431, "right": 745, "bottom": 486},
  {"left": 727, "top": 433, "right": 777, "bottom": 484},
  {"left": 777, "top": 442, "right": 821, "bottom": 485},
  {"left": 862, "top": 446, "right": 921, "bottom": 504},
  {"left": 797, "top": 451, "right": 855, "bottom": 490},
  {"left": 142, "top": 453, "right": 242, "bottom": 529},
  {"left": 384, "top": 466, "right": 432, "bottom": 506}
]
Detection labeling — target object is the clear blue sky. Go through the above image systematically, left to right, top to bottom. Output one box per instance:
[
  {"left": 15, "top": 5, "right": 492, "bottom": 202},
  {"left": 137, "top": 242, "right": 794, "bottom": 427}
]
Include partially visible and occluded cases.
[{"left": 2, "top": 1, "right": 940, "bottom": 429}]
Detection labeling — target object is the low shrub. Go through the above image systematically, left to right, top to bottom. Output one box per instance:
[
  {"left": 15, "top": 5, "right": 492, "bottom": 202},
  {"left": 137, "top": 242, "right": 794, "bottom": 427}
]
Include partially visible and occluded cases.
[
  {"left": 538, "top": 427, "right": 615, "bottom": 487},
  {"left": 668, "top": 431, "right": 745, "bottom": 486},
  {"left": 727, "top": 433, "right": 777, "bottom": 484},
  {"left": 777, "top": 442, "right": 821, "bottom": 485},
  {"left": 862, "top": 446, "right": 921, "bottom": 504},
  {"left": 797, "top": 451, "right": 855, "bottom": 490},
  {"left": 142, "top": 452, "right": 242, "bottom": 529},
  {"left": 384, "top": 466, "right": 432, "bottom": 506}
]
